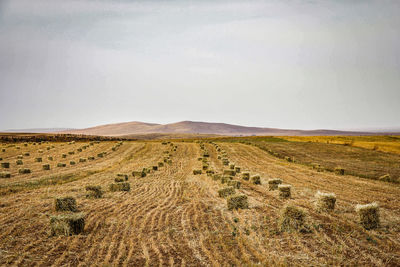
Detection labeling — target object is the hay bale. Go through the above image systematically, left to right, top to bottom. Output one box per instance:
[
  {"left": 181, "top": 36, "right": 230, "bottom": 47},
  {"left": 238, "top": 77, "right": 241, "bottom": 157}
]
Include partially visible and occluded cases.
[
  {"left": 1, "top": 148, "right": 5, "bottom": 152},
  {"left": 38, "top": 149, "right": 43, "bottom": 153},
  {"left": 68, "top": 151, "right": 75, "bottom": 155},
  {"left": 24, "top": 152, "right": 30, "bottom": 156},
  {"left": 97, "top": 153, "right": 104, "bottom": 158},
  {"left": 62, "top": 154, "right": 67, "bottom": 158},
  {"left": 17, "top": 155, "right": 23, "bottom": 159},
  {"left": 48, "top": 156, "right": 53, "bottom": 161},
  {"left": 88, "top": 156, "right": 95, "bottom": 160},
  {"left": 35, "top": 157, "right": 42, "bottom": 162},
  {"left": 79, "top": 158, "right": 87, "bottom": 163},
  {"left": 16, "top": 159, "right": 23, "bottom": 165},
  {"left": 222, "top": 159, "right": 229, "bottom": 166},
  {"left": 70, "top": 161, "right": 76, "bottom": 165},
  {"left": 158, "top": 162, "right": 164, "bottom": 167},
  {"left": 57, "top": 163, "right": 67, "bottom": 167},
  {"left": 42, "top": 164, "right": 51, "bottom": 170},
  {"left": 202, "top": 164, "right": 209, "bottom": 170},
  {"left": 229, "top": 164, "right": 235, "bottom": 170},
  {"left": 151, "top": 165, "right": 157, "bottom": 171},
  {"left": 234, "top": 166, "right": 241, "bottom": 173},
  {"left": 143, "top": 167, "right": 150, "bottom": 173},
  {"left": 334, "top": 167, "right": 345, "bottom": 175},
  {"left": 18, "top": 168, "right": 31, "bottom": 174},
  {"left": 193, "top": 169, "right": 202, "bottom": 175},
  {"left": 223, "top": 169, "right": 235, "bottom": 176},
  {"left": 206, "top": 170, "right": 215, "bottom": 176},
  {"left": 0, "top": 171, "right": 11, "bottom": 178},
  {"left": 132, "top": 171, "right": 146, "bottom": 177},
  {"left": 242, "top": 172, "right": 250, "bottom": 181},
  {"left": 116, "top": 173, "right": 129, "bottom": 180},
  {"left": 212, "top": 174, "right": 221, "bottom": 181},
  {"left": 221, "top": 175, "right": 233, "bottom": 184},
  {"left": 251, "top": 175, "right": 261, "bottom": 185},
  {"left": 114, "top": 177, "right": 125, "bottom": 183},
  {"left": 268, "top": 178, "right": 282, "bottom": 190},
  {"left": 228, "top": 180, "right": 241, "bottom": 189},
  {"left": 109, "top": 182, "right": 130, "bottom": 192},
  {"left": 278, "top": 184, "right": 291, "bottom": 199},
  {"left": 218, "top": 187, "right": 235, "bottom": 198},
  {"left": 315, "top": 191, "right": 336, "bottom": 212},
  {"left": 227, "top": 195, "right": 249, "bottom": 210},
  {"left": 55, "top": 197, "right": 77, "bottom": 212},
  {"left": 355, "top": 203, "right": 379, "bottom": 230},
  {"left": 279, "top": 205, "right": 307, "bottom": 232},
  {"left": 50, "top": 213, "right": 85, "bottom": 236}
]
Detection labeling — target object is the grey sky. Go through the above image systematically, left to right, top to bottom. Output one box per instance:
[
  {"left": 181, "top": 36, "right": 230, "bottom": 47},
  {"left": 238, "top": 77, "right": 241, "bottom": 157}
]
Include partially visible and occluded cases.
[{"left": 1, "top": 0, "right": 399, "bottom": 130}]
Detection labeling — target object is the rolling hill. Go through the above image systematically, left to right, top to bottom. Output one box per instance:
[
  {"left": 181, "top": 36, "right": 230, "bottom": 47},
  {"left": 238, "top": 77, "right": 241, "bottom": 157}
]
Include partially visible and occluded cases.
[{"left": 60, "top": 121, "right": 397, "bottom": 137}]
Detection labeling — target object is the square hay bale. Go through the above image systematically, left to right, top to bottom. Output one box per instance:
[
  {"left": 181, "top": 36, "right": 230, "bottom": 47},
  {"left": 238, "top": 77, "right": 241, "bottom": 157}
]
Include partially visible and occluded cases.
[
  {"left": 77, "top": 148, "right": 82, "bottom": 152},
  {"left": 1, "top": 149, "right": 5, "bottom": 152},
  {"left": 38, "top": 150, "right": 43, "bottom": 153},
  {"left": 24, "top": 152, "right": 30, "bottom": 156},
  {"left": 203, "top": 152, "right": 210, "bottom": 157},
  {"left": 97, "top": 153, "right": 104, "bottom": 158},
  {"left": 62, "top": 154, "right": 67, "bottom": 158},
  {"left": 17, "top": 155, "right": 23, "bottom": 159},
  {"left": 217, "top": 155, "right": 221, "bottom": 160},
  {"left": 48, "top": 156, "right": 53, "bottom": 161},
  {"left": 88, "top": 156, "right": 95, "bottom": 160},
  {"left": 35, "top": 157, "right": 43, "bottom": 162},
  {"left": 79, "top": 158, "right": 87, "bottom": 163},
  {"left": 16, "top": 159, "right": 23, "bottom": 165},
  {"left": 167, "top": 159, "right": 172, "bottom": 165},
  {"left": 222, "top": 160, "right": 229, "bottom": 166},
  {"left": 70, "top": 161, "right": 76, "bottom": 165},
  {"left": 158, "top": 162, "right": 164, "bottom": 167},
  {"left": 57, "top": 163, "right": 67, "bottom": 168},
  {"left": 42, "top": 164, "right": 51, "bottom": 170},
  {"left": 202, "top": 164, "right": 209, "bottom": 170},
  {"left": 229, "top": 164, "right": 235, "bottom": 170},
  {"left": 152, "top": 165, "right": 158, "bottom": 171},
  {"left": 234, "top": 166, "right": 241, "bottom": 173},
  {"left": 143, "top": 167, "right": 150, "bottom": 173},
  {"left": 334, "top": 167, "right": 345, "bottom": 175},
  {"left": 18, "top": 168, "right": 31, "bottom": 174},
  {"left": 193, "top": 169, "right": 202, "bottom": 175},
  {"left": 223, "top": 169, "right": 236, "bottom": 176},
  {"left": 206, "top": 170, "right": 215, "bottom": 176},
  {"left": 0, "top": 171, "right": 11, "bottom": 178},
  {"left": 132, "top": 171, "right": 146, "bottom": 178},
  {"left": 242, "top": 172, "right": 250, "bottom": 181},
  {"left": 117, "top": 173, "right": 129, "bottom": 180},
  {"left": 212, "top": 174, "right": 221, "bottom": 181},
  {"left": 221, "top": 175, "right": 233, "bottom": 184},
  {"left": 251, "top": 175, "right": 261, "bottom": 185},
  {"left": 114, "top": 177, "right": 125, "bottom": 183},
  {"left": 268, "top": 178, "right": 282, "bottom": 190},
  {"left": 228, "top": 180, "right": 241, "bottom": 189},
  {"left": 109, "top": 182, "right": 130, "bottom": 192},
  {"left": 278, "top": 184, "right": 291, "bottom": 199},
  {"left": 86, "top": 185, "right": 103, "bottom": 198},
  {"left": 218, "top": 186, "right": 235, "bottom": 198},
  {"left": 315, "top": 191, "right": 336, "bottom": 212},
  {"left": 227, "top": 195, "right": 249, "bottom": 210},
  {"left": 55, "top": 197, "right": 77, "bottom": 212},
  {"left": 355, "top": 203, "right": 379, "bottom": 230},
  {"left": 279, "top": 205, "right": 307, "bottom": 232},
  {"left": 50, "top": 213, "right": 85, "bottom": 236}
]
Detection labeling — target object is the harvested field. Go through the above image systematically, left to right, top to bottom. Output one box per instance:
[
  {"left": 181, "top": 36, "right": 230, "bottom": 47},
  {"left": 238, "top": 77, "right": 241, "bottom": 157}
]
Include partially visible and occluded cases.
[{"left": 0, "top": 140, "right": 399, "bottom": 266}]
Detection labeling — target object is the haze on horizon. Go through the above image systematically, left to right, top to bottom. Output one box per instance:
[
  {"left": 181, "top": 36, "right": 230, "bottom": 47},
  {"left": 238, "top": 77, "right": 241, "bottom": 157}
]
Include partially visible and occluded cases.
[{"left": 1, "top": 0, "right": 399, "bottom": 131}]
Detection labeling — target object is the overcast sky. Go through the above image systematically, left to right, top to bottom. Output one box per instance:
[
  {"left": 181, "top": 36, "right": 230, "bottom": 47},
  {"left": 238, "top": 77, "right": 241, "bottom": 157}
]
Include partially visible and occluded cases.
[{"left": 0, "top": 0, "right": 399, "bottom": 130}]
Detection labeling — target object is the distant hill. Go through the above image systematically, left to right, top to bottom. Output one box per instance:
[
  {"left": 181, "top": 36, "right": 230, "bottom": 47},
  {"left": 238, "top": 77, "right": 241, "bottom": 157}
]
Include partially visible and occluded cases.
[
  {"left": 60, "top": 120, "right": 399, "bottom": 137},
  {"left": 2, "top": 128, "right": 75, "bottom": 133}
]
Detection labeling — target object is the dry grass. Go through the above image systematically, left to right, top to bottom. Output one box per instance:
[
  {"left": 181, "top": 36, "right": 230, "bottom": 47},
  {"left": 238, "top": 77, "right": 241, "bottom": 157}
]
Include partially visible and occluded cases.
[{"left": 0, "top": 140, "right": 399, "bottom": 266}]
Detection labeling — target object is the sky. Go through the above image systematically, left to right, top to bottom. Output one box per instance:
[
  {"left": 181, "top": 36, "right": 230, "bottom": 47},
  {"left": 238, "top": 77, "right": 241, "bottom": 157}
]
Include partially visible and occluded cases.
[{"left": 0, "top": 0, "right": 399, "bottom": 131}]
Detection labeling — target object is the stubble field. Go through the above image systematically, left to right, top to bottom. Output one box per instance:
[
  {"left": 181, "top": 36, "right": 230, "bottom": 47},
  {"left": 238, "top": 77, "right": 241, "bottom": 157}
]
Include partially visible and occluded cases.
[{"left": 0, "top": 139, "right": 399, "bottom": 266}]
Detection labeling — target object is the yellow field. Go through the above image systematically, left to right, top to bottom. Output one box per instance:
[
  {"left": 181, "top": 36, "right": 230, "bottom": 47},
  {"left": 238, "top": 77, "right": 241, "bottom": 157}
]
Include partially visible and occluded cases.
[
  {"left": 281, "top": 135, "right": 400, "bottom": 154},
  {"left": 0, "top": 140, "right": 399, "bottom": 266}
]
